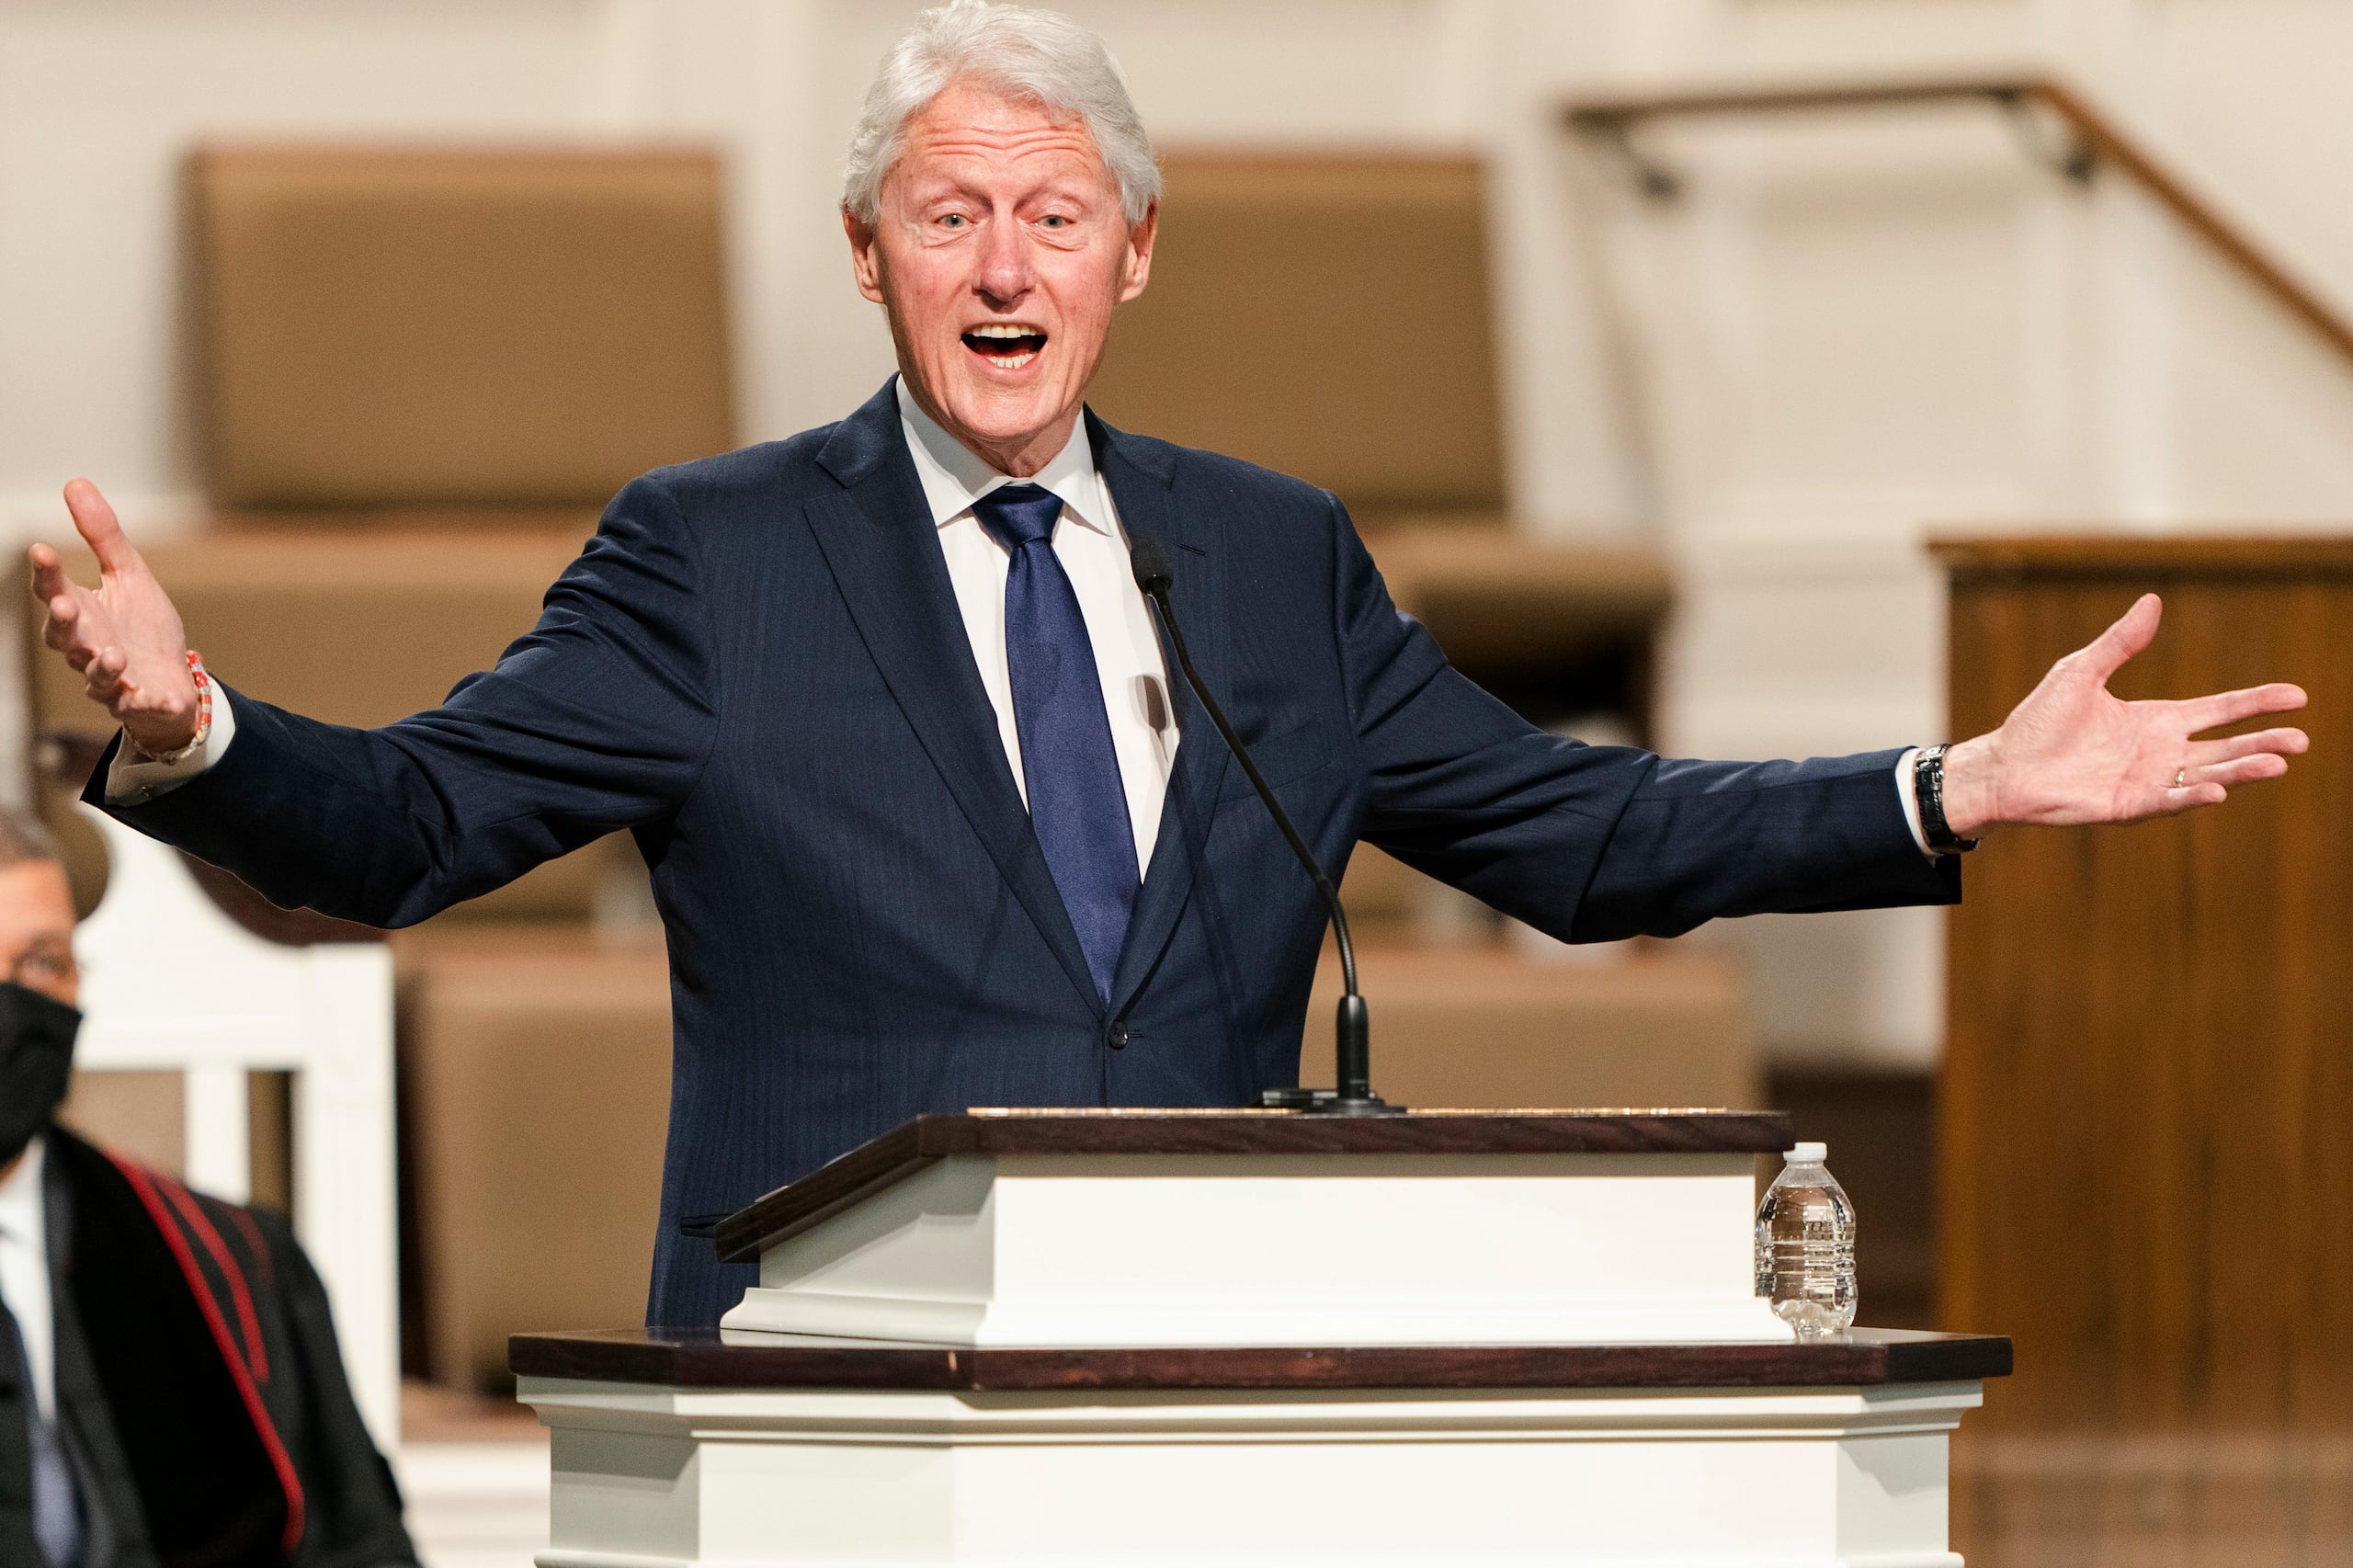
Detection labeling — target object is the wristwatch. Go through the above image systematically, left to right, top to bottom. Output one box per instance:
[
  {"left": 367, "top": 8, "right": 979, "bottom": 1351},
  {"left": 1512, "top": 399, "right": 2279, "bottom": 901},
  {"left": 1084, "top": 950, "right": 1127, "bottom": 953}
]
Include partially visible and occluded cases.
[{"left": 1915, "top": 744, "right": 1980, "bottom": 856}]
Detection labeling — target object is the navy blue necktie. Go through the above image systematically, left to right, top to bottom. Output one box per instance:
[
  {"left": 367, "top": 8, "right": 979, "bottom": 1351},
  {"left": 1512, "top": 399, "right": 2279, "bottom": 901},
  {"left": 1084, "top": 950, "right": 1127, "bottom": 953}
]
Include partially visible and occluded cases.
[
  {"left": 973, "top": 484, "right": 1138, "bottom": 1001},
  {"left": 3, "top": 1298, "right": 81, "bottom": 1568}
]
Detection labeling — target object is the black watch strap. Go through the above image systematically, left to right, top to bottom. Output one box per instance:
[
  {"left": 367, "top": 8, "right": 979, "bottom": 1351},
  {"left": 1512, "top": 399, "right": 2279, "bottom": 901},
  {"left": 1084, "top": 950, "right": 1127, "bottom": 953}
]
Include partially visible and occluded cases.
[{"left": 1915, "top": 744, "right": 1980, "bottom": 856}]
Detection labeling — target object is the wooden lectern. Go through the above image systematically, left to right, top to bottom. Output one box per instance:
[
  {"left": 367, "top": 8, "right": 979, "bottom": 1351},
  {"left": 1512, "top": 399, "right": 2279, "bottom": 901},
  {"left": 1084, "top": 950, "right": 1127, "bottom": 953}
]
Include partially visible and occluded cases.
[
  {"left": 1937, "top": 536, "right": 2353, "bottom": 1433},
  {"left": 515, "top": 1109, "right": 2008, "bottom": 1566}
]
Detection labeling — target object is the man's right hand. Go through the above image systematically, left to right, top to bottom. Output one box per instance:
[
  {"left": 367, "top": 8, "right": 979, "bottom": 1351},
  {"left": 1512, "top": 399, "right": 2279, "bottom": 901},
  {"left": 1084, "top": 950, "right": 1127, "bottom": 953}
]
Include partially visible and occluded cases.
[{"left": 29, "top": 479, "right": 199, "bottom": 759}]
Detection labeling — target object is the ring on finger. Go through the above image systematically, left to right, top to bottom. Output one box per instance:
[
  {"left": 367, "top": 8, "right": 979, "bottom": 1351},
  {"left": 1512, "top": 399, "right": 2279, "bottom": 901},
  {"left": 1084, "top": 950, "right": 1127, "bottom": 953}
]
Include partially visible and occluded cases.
[{"left": 2173, "top": 767, "right": 2188, "bottom": 789}]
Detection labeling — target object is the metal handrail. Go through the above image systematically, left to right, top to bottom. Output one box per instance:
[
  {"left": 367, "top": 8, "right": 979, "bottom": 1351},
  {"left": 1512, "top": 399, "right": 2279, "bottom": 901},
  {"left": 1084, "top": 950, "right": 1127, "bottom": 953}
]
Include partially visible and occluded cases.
[{"left": 1563, "top": 74, "right": 2353, "bottom": 372}]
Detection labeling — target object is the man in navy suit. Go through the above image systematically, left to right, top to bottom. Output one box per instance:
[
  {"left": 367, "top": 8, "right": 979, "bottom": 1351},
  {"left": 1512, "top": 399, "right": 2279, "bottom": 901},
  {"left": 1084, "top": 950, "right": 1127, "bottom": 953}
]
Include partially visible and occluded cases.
[{"left": 29, "top": 1, "right": 2309, "bottom": 1326}]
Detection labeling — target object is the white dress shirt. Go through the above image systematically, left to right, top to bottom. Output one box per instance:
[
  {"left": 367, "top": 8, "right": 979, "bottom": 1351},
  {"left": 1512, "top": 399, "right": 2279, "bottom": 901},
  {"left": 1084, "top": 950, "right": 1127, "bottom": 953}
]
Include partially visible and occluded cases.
[
  {"left": 897, "top": 381, "right": 1179, "bottom": 876},
  {"left": 0, "top": 1135, "right": 55, "bottom": 1421}
]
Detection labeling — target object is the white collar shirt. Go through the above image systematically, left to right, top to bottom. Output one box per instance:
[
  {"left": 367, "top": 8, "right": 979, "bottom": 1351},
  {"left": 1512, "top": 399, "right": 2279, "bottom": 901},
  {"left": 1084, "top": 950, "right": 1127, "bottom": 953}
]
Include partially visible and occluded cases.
[
  {"left": 897, "top": 379, "right": 1179, "bottom": 876},
  {"left": 0, "top": 1135, "right": 54, "bottom": 1422}
]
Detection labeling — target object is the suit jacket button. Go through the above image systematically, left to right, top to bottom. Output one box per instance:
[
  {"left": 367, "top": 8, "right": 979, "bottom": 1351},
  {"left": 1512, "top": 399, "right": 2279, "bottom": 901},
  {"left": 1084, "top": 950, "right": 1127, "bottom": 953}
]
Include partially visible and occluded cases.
[{"left": 1107, "top": 1021, "right": 1130, "bottom": 1050}]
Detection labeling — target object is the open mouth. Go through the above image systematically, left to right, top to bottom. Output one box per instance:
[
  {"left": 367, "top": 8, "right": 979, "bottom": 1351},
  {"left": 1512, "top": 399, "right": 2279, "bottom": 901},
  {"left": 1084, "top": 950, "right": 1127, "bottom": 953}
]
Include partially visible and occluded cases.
[{"left": 962, "top": 323, "right": 1048, "bottom": 369}]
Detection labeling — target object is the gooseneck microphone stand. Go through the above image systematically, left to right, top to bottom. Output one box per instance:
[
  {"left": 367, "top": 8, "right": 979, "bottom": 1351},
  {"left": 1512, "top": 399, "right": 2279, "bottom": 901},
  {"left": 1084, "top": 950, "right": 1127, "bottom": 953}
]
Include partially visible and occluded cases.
[{"left": 1130, "top": 540, "right": 1401, "bottom": 1116}]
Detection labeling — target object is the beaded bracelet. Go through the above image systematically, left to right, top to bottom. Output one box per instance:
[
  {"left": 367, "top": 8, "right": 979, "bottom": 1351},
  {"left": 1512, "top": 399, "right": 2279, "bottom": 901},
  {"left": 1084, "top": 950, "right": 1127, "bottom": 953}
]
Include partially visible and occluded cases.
[{"left": 133, "top": 650, "right": 213, "bottom": 767}]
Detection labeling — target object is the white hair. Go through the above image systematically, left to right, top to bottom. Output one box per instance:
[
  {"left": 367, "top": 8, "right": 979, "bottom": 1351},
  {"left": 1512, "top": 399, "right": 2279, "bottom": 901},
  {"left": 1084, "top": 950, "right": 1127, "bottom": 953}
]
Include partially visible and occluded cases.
[{"left": 843, "top": 0, "right": 1161, "bottom": 226}]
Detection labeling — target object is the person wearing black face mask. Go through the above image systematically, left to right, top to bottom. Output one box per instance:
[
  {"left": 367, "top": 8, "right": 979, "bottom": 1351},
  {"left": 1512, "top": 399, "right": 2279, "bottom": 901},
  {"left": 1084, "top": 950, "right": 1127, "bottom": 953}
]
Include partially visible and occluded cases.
[{"left": 0, "top": 812, "right": 415, "bottom": 1568}]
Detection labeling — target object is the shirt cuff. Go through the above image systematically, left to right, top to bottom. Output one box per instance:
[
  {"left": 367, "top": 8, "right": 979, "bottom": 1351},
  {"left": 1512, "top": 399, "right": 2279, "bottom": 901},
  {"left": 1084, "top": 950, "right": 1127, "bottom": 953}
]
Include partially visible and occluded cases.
[
  {"left": 103, "top": 687, "right": 238, "bottom": 805},
  {"left": 1893, "top": 745, "right": 1936, "bottom": 858}
]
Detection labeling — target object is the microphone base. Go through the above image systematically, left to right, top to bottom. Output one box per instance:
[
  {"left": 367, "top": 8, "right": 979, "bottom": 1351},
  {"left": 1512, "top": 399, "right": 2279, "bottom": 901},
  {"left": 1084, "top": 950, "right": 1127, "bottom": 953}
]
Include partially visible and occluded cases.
[{"left": 1259, "top": 1087, "right": 1410, "bottom": 1117}]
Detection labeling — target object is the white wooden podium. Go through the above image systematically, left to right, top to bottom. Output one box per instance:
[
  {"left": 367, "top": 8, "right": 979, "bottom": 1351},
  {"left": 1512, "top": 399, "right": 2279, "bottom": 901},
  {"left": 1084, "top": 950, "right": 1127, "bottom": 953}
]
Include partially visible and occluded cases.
[{"left": 514, "top": 1109, "right": 2007, "bottom": 1567}]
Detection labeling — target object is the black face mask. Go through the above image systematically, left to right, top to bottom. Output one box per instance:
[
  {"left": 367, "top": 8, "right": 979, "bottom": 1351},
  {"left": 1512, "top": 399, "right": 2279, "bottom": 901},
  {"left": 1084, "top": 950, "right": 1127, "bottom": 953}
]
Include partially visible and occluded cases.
[{"left": 0, "top": 982, "right": 81, "bottom": 1167}]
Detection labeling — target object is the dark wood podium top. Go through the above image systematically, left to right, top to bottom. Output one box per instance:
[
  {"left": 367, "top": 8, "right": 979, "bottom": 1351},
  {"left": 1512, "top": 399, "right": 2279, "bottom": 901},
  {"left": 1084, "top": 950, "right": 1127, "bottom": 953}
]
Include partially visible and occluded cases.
[
  {"left": 1931, "top": 533, "right": 2353, "bottom": 579},
  {"left": 714, "top": 1108, "right": 1792, "bottom": 1263},
  {"left": 510, "top": 1326, "right": 2010, "bottom": 1392}
]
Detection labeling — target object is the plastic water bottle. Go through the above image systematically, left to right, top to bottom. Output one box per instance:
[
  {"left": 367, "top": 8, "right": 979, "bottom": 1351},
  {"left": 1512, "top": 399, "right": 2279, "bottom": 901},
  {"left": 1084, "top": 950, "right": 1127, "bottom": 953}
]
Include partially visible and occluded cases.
[{"left": 1755, "top": 1142, "right": 1857, "bottom": 1338}]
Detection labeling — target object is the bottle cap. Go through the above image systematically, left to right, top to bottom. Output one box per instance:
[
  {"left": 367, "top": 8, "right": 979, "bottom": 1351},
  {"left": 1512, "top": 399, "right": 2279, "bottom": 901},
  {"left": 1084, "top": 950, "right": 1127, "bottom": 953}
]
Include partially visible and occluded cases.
[{"left": 1787, "top": 1142, "right": 1827, "bottom": 1164}]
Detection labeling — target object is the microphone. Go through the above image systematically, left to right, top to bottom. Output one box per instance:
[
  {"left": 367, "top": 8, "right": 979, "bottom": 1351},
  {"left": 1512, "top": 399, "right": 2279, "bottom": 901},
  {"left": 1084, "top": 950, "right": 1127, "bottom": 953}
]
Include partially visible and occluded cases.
[{"left": 1131, "top": 539, "right": 1399, "bottom": 1116}]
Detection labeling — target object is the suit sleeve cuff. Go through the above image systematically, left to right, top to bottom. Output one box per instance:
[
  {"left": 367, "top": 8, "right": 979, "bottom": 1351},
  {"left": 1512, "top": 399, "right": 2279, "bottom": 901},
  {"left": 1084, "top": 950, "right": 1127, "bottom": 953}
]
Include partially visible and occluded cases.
[{"left": 102, "top": 687, "right": 239, "bottom": 805}]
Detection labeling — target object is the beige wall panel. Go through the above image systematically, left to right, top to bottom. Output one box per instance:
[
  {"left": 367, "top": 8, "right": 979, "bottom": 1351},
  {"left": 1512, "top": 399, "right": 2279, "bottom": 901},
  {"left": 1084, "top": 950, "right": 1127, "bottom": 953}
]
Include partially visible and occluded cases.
[
  {"left": 189, "top": 147, "right": 735, "bottom": 510},
  {"left": 1086, "top": 154, "right": 1506, "bottom": 520},
  {"left": 403, "top": 934, "right": 672, "bottom": 1391},
  {"left": 1302, "top": 946, "right": 1758, "bottom": 1112}
]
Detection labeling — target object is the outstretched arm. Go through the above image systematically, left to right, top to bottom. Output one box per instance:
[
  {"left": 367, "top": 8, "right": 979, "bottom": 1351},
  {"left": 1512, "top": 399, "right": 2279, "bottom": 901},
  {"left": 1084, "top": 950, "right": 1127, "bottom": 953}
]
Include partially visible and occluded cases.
[
  {"left": 30, "top": 476, "right": 717, "bottom": 927},
  {"left": 1328, "top": 498, "right": 1956, "bottom": 941},
  {"left": 1939, "top": 593, "right": 2308, "bottom": 836}
]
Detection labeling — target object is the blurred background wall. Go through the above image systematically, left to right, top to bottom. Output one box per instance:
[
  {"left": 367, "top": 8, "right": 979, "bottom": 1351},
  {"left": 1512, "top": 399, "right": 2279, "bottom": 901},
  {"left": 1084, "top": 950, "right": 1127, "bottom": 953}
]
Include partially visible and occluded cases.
[{"left": 6, "top": 0, "right": 2352, "bottom": 1079}]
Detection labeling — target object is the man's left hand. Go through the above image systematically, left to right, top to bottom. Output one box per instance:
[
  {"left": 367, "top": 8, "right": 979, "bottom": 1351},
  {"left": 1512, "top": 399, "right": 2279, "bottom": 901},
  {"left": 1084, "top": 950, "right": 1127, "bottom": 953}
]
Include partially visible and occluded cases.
[{"left": 1939, "top": 592, "right": 2308, "bottom": 837}]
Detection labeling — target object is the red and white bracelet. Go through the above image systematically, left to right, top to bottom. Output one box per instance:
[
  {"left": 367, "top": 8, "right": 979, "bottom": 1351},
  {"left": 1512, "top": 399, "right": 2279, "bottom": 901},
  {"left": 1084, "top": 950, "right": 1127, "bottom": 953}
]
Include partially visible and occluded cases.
[{"left": 134, "top": 650, "right": 213, "bottom": 766}]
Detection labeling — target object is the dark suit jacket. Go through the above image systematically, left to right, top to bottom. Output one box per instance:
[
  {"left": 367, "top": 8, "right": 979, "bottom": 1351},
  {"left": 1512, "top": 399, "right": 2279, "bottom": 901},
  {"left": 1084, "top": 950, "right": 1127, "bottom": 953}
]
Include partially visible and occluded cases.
[
  {"left": 93, "top": 378, "right": 1959, "bottom": 1324},
  {"left": 0, "top": 1128, "right": 414, "bottom": 1568}
]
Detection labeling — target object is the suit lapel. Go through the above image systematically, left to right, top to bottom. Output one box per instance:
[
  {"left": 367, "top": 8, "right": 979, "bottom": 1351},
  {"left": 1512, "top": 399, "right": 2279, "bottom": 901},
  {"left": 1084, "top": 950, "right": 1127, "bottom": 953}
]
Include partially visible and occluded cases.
[
  {"left": 804, "top": 383, "right": 1104, "bottom": 1018},
  {"left": 1095, "top": 415, "right": 1233, "bottom": 1017}
]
